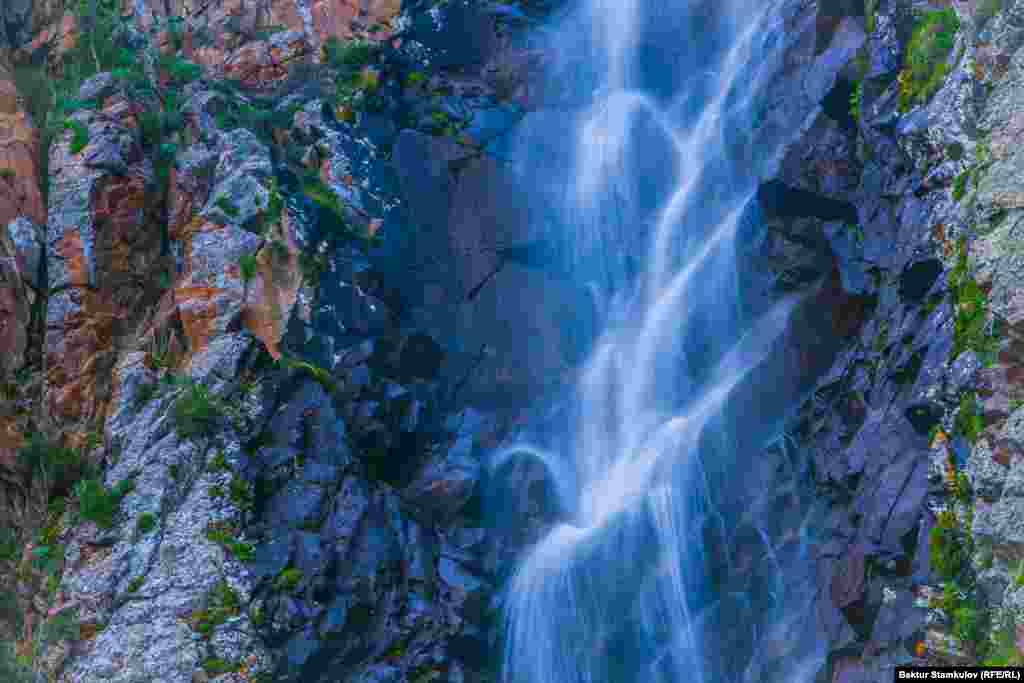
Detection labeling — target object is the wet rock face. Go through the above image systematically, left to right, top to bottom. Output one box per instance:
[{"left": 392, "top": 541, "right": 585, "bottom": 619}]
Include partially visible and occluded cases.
[
  {"left": 7, "top": 0, "right": 1024, "bottom": 680},
  {"left": 777, "top": 0, "right": 1024, "bottom": 674},
  {"left": 236, "top": 370, "right": 509, "bottom": 682}
]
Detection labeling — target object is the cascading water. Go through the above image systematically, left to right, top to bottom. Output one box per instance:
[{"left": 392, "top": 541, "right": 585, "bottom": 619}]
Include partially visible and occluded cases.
[{"left": 494, "top": 1, "right": 829, "bottom": 683}]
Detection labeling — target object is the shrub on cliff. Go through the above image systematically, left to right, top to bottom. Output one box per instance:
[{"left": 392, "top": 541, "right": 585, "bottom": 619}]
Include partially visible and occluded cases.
[
  {"left": 898, "top": 8, "right": 960, "bottom": 112},
  {"left": 948, "top": 239, "right": 999, "bottom": 363},
  {"left": 172, "top": 382, "right": 224, "bottom": 439},
  {"left": 17, "top": 437, "right": 87, "bottom": 498},
  {"left": 73, "top": 477, "right": 134, "bottom": 529},
  {"left": 929, "top": 509, "right": 967, "bottom": 581},
  {"left": 0, "top": 640, "right": 33, "bottom": 682}
]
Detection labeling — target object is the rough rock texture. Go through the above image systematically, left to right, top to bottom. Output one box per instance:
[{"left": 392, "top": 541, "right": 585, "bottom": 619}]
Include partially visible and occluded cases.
[
  {"left": 0, "top": 0, "right": 566, "bottom": 680},
  {"left": 1, "top": 0, "right": 1023, "bottom": 681},
  {"left": 774, "top": 0, "right": 1024, "bottom": 675}
]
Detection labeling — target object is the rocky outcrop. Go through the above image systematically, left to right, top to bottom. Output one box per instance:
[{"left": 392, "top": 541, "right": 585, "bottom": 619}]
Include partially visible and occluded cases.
[
  {"left": 0, "top": 0, "right": 570, "bottom": 681},
  {"left": 3, "top": 0, "right": 1024, "bottom": 681},
  {"left": 772, "top": 0, "right": 1024, "bottom": 675}
]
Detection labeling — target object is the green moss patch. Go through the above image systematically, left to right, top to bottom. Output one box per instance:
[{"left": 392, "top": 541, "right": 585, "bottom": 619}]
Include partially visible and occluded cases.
[
  {"left": 898, "top": 8, "right": 960, "bottom": 112},
  {"left": 64, "top": 119, "right": 90, "bottom": 154},
  {"left": 948, "top": 240, "right": 1000, "bottom": 363},
  {"left": 172, "top": 382, "right": 225, "bottom": 439},
  {"left": 955, "top": 391, "right": 984, "bottom": 444},
  {"left": 73, "top": 476, "right": 135, "bottom": 529},
  {"left": 929, "top": 509, "right": 967, "bottom": 581},
  {"left": 136, "top": 512, "right": 157, "bottom": 535},
  {"left": 204, "top": 522, "right": 255, "bottom": 562},
  {"left": 273, "top": 566, "right": 303, "bottom": 592},
  {"left": 188, "top": 580, "right": 241, "bottom": 638}
]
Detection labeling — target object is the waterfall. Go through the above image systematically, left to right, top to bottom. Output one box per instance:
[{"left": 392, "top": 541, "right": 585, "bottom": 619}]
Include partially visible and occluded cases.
[{"left": 494, "top": 1, "right": 828, "bottom": 683}]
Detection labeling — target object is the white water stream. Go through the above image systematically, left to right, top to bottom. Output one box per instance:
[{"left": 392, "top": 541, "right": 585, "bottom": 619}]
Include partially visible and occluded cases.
[{"left": 494, "top": 2, "right": 827, "bottom": 682}]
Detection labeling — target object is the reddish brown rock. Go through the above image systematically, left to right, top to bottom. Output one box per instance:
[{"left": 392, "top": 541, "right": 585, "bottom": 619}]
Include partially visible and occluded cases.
[
  {"left": 309, "top": 0, "right": 402, "bottom": 46},
  {"left": 221, "top": 32, "right": 313, "bottom": 90},
  {"left": 0, "top": 56, "right": 42, "bottom": 382},
  {"left": 0, "top": 59, "right": 46, "bottom": 226},
  {"left": 44, "top": 115, "right": 163, "bottom": 443},
  {"left": 170, "top": 207, "right": 301, "bottom": 367},
  {"left": 240, "top": 218, "right": 303, "bottom": 361},
  {"left": 174, "top": 283, "right": 225, "bottom": 362}
]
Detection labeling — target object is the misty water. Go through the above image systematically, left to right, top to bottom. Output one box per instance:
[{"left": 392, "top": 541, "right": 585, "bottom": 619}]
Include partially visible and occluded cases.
[{"left": 493, "top": 1, "right": 829, "bottom": 682}]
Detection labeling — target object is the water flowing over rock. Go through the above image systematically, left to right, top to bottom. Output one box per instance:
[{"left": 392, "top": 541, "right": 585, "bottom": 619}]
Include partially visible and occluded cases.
[{"left": 2, "top": 0, "right": 1024, "bottom": 681}]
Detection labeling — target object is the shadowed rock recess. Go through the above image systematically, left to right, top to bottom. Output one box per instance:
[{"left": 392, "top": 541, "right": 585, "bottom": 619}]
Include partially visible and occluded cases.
[{"left": 0, "top": 0, "right": 1022, "bottom": 681}]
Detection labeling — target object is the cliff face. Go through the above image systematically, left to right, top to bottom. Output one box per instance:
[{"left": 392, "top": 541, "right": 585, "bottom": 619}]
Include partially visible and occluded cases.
[
  {"left": 0, "top": 0, "right": 1021, "bottom": 681},
  {"left": 771, "top": 0, "right": 1024, "bottom": 675},
  {"left": 0, "top": 1, "right": 567, "bottom": 680}
]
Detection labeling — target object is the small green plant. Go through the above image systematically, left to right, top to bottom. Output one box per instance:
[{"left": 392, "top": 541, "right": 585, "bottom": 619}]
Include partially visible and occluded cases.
[
  {"left": 865, "top": 0, "right": 878, "bottom": 35},
  {"left": 898, "top": 8, "right": 961, "bottom": 112},
  {"left": 323, "top": 37, "right": 375, "bottom": 70},
  {"left": 161, "top": 56, "right": 202, "bottom": 83},
  {"left": 405, "top": 71, "right": 427, "bottom": 88},
  {"left": 849, "top": 81, "right": 864, "bottom": 123},
  {"left": 430, "top": 110, "right": 451, "bottom": 135},
  {"left": 64, "top": 119, "right": 90, "bottom": 153},
  {"left": 0, "top": 168, "right": 15, "bottom": 180},
  {"left": 952, "top": 170, "right": 969, "bottom": 201},
  {"left": 248, "top": 177, "right": 285, "bottom": 235},
  {"left": 302, "top": 178, "right": 349, "bottom": 230},
  {"left": 215, "top": 196, "right": 240, "bottom": 218},
  {"left": 844, "top": 223, "right": 864, "bottom": 245},
  {"left": 948, "top": 239, "right": 999, "bottom": 363},
  {"left": 239, "top": 253, "right": 258, "bottom": 284},
  {"left": 278, "top": 355, "right": 337, "bottom": 393},
  {"left": 135, "top": 381, "right": 158, "bottom": 407},
  {"left": 172, "top": 382, "right": 224, "bottom": 438},
  {"left": 955, "top": 391, "right": 984, "bottom": 444},
  {"left": 17, "top": 437, "right": 83, "bottom": 492},
  {"left": 207, "top": 451, "right": 230, "bottom": 473},
  {"left": 952, "top": 470, "right": 972, "bottom": 504},
  {"left": 228, "top": 476, "right": 253, "bottom": 510},
  {"left": 73, "top": 477, "right": 133, "bottom": 529},
  {"left": 209, "top": 484, "right": 225, "bottom": 499},
  {"left": 929, "top": 509, "right": 967, "bottom": 581},
  {"left": 136, "top": 512, "right": 157, "bottom": 535},
  {"left": 204, "top": 523, "right": 255, "bottom": 562},
  {"left": 30, "top": 543, "right": 61, "bottom": 574},
  {"left": 1012, "top": 558, "right": 1024, "bottom": 588},
  {"left": 274, "top": 567, "right": 303, "bottom": 592},
  {"left": 126, "top": 575, "right": 145, "bottom": 593},
  {"left": 188, "top": 579, "right": 241, "bottom": 638},
  {"left": 938, "top": 580, "right": 981, "bottom": 645},
  {"left": 952, "top": 603, "right": 981, "bottom": 643},
  {"left": 983, "top": 616, "right": 1024, "bottom": 666},
  {"left": 0, "top": 639, "right": 33, "bottom": 681},
  {"left": 202, "top": 658, "right": 242, "bottom": 675}
]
